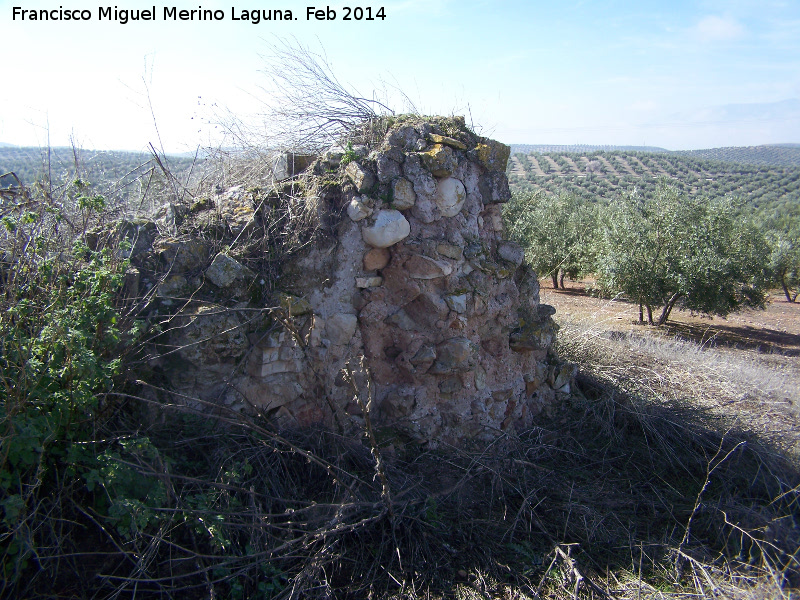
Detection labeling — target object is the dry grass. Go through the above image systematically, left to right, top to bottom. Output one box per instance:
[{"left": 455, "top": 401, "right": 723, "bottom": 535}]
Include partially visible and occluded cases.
[{"left": 549, "top": 287, "right": 800, "bottom": 455}]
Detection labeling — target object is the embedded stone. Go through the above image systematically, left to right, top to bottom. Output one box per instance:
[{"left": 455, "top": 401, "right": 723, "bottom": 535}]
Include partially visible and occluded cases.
[
  {"left": 385, "top": 125, "right": 421, "bottom": 151},
  {"left": 427, "top": 133, "right": 467, "bottom": 150},
  {"left": 473, "top": 140, "right": 511, "bottom": 172},
  {"left": 420, "top": 144, "right": 458, "bottom": 177},
  {"left": 322, "top": 145, "right": 346, "bottom": 168},
  {"left": 273, "top": 152, "right": 315, "bottom": 179},
  {"left": 403, "top": 153, "right": 436, "bottom": 197},
  {"left": 376, "top": 154, "right": 402, "bottom": 183},
  {"left": 345, "top": 161, "right": 375, "bottom": 192},
  {"left": 479, "top": 172, "right": 511, "bottom": 204},
  {"left": 392, "top": 177, "right": 417, "bottom": 210},
  {"left": 434, "top": 177, "right": 466, "bottom": 218},
  {"left": 216, "top": 187, "right": 256, "bottom": 236},
  {"left": 411, "top": 194, "right": 437, "bottom": 224},
  {"left": 347, "top": 197, "right": 373, "bottom": 222},
  {"left": 154, "top": 202, "right": 189, "bottom": 232},
  {"left": 362, "top": 209, "right": 411, "bottom": 248},
  {"left": 117, "top": 219, "right": 157, "bottom": 259},
  {"left": 155, "top": 238, "right": 211, "bottom": 272},
  {"left": 463, "top": 241, "right": 484, "bottom": 260},
  {"left": 498, "top": 241, "right": 525, "bottom": 266},
  {"left": 436, "top": 243, "right": 463, "bottom": 260},
  {"left": 363, "top": 248, "right": 390, "bottom": 271},
  {"left": 205, "top": 253, "right": 254, "bottom": 288},
  {"left": 405, "top": 255, "right": 453, "bottom": 279},
  {"left": 124, "top": 267, "right": 140, "bottom": 299},
  {"left": 157, "top": 275, "right": 189, "bottom": 298},
  {"left": 356, "top": 276, "right": 384, "bottom": 288},
  {"left": 403, "top": 292, "right": 450, "bottom": 328},
  {"left": 277, "top": 293, "right": 312, "bottom": 316},
  {"left": 444, "top": 293, "right": 469, "bottom": 314},
  {"left": 358, "top": 300, "right": 391, "bottom": 324},
  {"left": 538, "top": 304, "right": 557, "bottom": 319},
  {"left": 176, "top": 305, "right": 248, "bottom": 367},
  {"left": 385, "top": 308, "right": 418, "bottom": 331},
  {"left": 326, "top": 313, "right": 358, "bottom": 345},
  {"left": 509, "top": 319, "right": 559, "bottom": 352},
  {"left": 430, "top": 337, "right": 476, "bottom": 374},
  {"left": 410, "top": 345, "right": 436, "bottom": 365},
  {"left": 258, "top": 359, "right": 303, "bottom": 377},
  {"left": 552, "top": 363, "right": 578, "bottom": 390},
  {"left": 474, "top": 365, "right": 487, "bottom": 390},
  {"left": 439, "top": 376, "right": 462, "bottom": 394},
  {"left": 239, "top": 377, "right": 302, "bottom": 410},
  {"left": 492, "top": 388, "right": 513, "bottom": 402},
  {"left": 381, "top": 390, "right": 415, "bottom": 419}
]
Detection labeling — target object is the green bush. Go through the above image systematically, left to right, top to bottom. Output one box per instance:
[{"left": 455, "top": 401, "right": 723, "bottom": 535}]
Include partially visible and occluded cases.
[{"left": 0, "top": 191, "right": 145, "bottom": 590}]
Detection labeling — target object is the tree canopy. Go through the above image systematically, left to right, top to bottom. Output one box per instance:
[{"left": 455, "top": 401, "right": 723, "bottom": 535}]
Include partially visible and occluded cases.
[
  {"left": 506, "top": 182, "right": 773, "bottom": 325},
  {"left": 503, "top": 190, "right": 595, "bottom": 289}
]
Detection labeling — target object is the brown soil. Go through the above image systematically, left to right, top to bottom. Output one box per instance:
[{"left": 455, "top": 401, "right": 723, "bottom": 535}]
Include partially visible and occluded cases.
[{"left": 541, "top": 280, "right": 800, "bottom": 357}]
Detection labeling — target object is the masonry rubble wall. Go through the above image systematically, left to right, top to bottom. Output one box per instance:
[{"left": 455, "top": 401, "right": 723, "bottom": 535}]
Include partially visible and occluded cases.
[{"left": 115, "top": 116, "right": 573, "bottom": 445}]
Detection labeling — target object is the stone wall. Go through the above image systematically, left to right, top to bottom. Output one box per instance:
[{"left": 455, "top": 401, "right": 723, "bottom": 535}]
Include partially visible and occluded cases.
[{"left": 120, "top": 116, "right": 572, "bottom": 446}]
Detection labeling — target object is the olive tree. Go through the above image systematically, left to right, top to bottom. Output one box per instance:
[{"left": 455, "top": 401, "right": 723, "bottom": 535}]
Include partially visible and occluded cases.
[
  {"left": 595, "top": 182, "right": 770, "bottom": 325},
  {"left": 503, "top": 190, "right": 595, "bottom": 288},
  {"left": 769, "top": 226, "right": 800, "bottom": 302}
]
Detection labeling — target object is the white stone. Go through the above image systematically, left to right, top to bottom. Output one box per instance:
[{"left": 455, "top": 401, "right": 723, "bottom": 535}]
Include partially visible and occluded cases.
[
  {"left": 434, "top": 177, "right": 466, "bottom": 218},
  {"left": 347, "top": 197, "right": 372, "bottom": 222},
  {"left": 362, "top": 209, "right": 410, "bottom": 248},
  {"left": 326, "top": 313, "right": 358, "bottom": 345}
]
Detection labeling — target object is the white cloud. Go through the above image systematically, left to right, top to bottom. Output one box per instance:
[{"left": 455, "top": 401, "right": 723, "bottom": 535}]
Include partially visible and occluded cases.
[{"left": 692, "top": 15, "right": 746, "bottom": 42}]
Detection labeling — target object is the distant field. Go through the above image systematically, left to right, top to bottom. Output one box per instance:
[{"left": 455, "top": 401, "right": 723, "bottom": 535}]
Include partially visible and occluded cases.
[
  {"left": 509, "top": 143, "right": 800, "bottom": 167},
  {"left": 677, "top": 143, "right": 800, "bottom": 167},
  {"left": 3, "top": 144, "right": 798, "bottom": 223},
  {"left": 510, "top": 144, "right": 668, "bottom": 154},
  {"left": 0, "top": 146, "right": 201, "bottom": 207},
  {"left": 507, "top": 149, "right": 800, "bottom": 223}
]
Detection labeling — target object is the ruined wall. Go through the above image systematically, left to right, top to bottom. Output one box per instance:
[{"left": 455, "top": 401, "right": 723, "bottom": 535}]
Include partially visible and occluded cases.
[{"left": 123, "top": 116, "right": 572, "bottom": 445}]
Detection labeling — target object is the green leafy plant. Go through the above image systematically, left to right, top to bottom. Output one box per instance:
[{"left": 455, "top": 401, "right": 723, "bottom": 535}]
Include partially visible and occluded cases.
[
  {"left": 339, "top": 141, "right": 358, "bottom": 167},
  {"left": 0, "top": 202, "right": 143, "bottom": 589}
]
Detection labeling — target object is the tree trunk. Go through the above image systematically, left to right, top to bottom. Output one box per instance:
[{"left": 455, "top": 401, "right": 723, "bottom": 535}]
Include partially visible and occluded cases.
[
  {"left": 559, "top": 269, "right": 565, "bottom": 289},
  {"left": 551, "top": 272, "right": 559, "bottom": 289},
  {"left": 782, "top": 279, "right": 794, "bottom": 303},
  {"left": 657, "top": 293, "right": 681, "bottom": 326},
  {"left": 639, "top": 301, "right": 644, "bottom": 324},
  {"left": 646, "top": 304, "right": 654, "bottom": 325}
]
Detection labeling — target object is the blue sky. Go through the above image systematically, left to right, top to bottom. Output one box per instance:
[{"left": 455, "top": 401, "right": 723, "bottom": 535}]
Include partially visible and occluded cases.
[{"left": 2, "top": 0, "right": 799, "bottom": 151}]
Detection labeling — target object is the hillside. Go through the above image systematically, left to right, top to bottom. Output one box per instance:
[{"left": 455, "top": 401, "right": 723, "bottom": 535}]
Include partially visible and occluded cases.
[
  {"left": 510, "top": 144, "right": 800, "bottom": 167},
  {"left": 510, "top": 144, "right": 668, "bottom": 154},
  {"left": 675, "top": 144, "right": 800, "bottom": 167},
  {"left": 0, "top": 146, "right": 201, "bottom": 207},
  {"left": 507, "top": 149, "right": 800, "bottom": 224}
]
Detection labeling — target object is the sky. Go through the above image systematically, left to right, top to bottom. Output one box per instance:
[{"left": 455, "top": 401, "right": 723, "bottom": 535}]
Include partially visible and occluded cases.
[{"left": 2, "top": 0, "right": 799, "bottom": 152}]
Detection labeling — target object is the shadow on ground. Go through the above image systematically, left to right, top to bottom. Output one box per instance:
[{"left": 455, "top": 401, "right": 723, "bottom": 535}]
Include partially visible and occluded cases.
[{"left": 13, "top": 377, "right": 800, "bottom": 599}]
